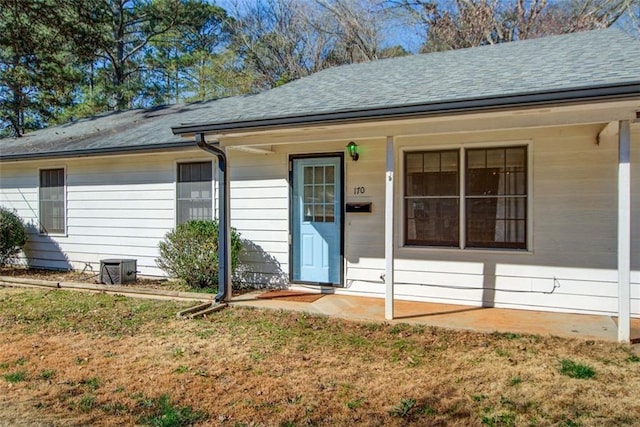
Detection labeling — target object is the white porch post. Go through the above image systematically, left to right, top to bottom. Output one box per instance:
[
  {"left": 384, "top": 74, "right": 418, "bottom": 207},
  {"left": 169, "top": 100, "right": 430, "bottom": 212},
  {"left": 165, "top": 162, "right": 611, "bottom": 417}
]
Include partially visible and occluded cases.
[
  {"left": 618, "top": 120, "right": 631, "bottom": 343},
  {"left": 385, "top": 136, "right": 395, "bottom": 320}
]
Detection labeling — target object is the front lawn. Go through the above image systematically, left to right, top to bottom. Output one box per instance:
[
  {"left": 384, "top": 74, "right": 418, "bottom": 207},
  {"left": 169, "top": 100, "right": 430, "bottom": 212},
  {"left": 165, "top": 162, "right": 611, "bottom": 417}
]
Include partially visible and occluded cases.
[{"left": 0, "top": 288, "right": 638, "bottom": 426}]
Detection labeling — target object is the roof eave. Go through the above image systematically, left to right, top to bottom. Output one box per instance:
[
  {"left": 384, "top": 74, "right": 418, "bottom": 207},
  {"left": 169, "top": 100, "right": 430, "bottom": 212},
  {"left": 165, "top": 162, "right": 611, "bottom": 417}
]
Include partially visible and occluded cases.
[
  {"left": 171, "top": 82, "right": 640, "bottom": 136},
  {"left": 0, "top": 141, "right": 195, "bottom": 162}
]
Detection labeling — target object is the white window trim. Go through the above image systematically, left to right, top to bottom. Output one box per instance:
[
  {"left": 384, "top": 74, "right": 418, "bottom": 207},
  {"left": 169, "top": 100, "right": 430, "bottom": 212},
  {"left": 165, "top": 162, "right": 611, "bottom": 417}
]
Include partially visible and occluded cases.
[
  {"left": 399, "top": 139, "right": 534, "bottom": 254},
  {"left": 174, "top": 159, "right": 216, "bottom": 226},
  {"left": 37, "top": 166, "right": 68, "bottom": 237}
]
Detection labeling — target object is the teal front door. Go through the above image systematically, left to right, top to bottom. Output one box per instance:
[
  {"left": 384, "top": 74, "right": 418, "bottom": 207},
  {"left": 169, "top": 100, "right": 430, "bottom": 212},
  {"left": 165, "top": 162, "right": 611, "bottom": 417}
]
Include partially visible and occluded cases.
[{"left": 291, "top": 156, "right": 342, "bottom": 285}]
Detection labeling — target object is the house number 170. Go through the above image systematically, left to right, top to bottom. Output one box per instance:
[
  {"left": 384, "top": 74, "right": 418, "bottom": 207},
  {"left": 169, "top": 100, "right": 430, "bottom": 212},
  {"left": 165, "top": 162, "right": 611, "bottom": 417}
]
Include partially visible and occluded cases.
[{"left": 353, "top": 186, "right": 365, "bottom": 195}]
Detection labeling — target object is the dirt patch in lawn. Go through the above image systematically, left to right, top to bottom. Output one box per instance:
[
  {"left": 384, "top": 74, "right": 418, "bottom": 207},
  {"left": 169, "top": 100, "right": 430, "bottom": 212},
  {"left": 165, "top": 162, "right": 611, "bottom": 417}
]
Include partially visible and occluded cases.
[
  {"left": 1, "top": 266, "right": 169, "bottom": 287},
  {"left": 1, "top": 287, "right": 640, "bottom": 426},
  {"left": 257, "top": 290, "right": 325, "bottom": 303}
]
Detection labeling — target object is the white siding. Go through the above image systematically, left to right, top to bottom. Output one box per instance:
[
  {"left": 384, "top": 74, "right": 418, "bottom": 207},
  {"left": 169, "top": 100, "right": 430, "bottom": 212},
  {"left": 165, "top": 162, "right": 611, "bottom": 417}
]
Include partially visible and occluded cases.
[
  {"left": 227, "top": 148, "right": 293, "bottom": 286},
  {"left": 0, "top": 149, "right": 213, "bottom": 276}
]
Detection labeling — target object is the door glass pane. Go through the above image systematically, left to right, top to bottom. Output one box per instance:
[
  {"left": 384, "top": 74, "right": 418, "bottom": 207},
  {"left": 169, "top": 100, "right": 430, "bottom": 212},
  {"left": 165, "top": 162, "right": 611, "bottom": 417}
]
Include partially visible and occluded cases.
[
  {"left": 304, "top": 166, "right": 313, "bottom": 183},
  {"left": 314, "top": 166, "right": 324, "bottom": 185},
  {"left": 325, "top": 166, "right": 335, "bottom": 184},
  {"left": 325, "top": 204, "right": 335, "bottom": 223}
]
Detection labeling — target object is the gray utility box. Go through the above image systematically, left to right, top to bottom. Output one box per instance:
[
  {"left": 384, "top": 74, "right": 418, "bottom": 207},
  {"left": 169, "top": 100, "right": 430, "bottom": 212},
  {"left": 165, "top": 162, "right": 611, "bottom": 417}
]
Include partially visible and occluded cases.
[{"left": 100, "top": 259, "right": 137, "bottom": 285}]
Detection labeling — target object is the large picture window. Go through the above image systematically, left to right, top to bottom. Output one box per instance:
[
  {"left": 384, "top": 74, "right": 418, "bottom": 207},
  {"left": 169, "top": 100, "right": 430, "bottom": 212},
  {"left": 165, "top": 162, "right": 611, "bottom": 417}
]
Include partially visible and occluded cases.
[
  {"left": 404, "top": 145, "right": 528, "bottom": 250},
  {"left": 177, "top": 162, "right": 213, "bottom": 225},
  {"left": 39, "top": 168, "right": 65, "bottom": 234}
]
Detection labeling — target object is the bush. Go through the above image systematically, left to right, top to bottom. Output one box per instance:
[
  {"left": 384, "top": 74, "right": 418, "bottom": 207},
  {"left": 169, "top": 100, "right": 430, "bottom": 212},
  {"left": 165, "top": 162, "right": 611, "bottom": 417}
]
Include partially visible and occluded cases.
[
  {"left": 0, "top": 207, "right": 27, "bottom": 267},
  {"left": 156, "top": 220, "right": 242, "bottom": 289}
]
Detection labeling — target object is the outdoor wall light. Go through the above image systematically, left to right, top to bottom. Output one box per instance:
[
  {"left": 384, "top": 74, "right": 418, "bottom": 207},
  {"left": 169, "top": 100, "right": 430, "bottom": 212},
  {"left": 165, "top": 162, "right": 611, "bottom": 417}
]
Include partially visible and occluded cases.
[{"left": 346, "top": 141, "right": 359, "bottom": 161}]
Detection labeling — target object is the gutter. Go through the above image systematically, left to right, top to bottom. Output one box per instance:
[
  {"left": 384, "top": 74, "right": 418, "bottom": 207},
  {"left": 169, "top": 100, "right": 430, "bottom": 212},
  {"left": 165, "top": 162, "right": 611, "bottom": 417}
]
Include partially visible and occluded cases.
[
  {"left": 171, "top": 82, "right": 640, "bottom": 135},
  {"left": 195, "top": 133, "right": 232, "bottom": 303},
  {"left": 0, "top": 141, "right": 196, "bottom": 162}
]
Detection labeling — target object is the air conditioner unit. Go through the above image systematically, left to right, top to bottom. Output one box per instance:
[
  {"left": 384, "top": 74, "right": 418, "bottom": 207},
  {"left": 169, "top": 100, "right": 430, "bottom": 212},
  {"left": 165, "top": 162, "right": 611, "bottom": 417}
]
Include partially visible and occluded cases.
[{"left": 100, "top": 259, "right": 137, "bottom": 285}]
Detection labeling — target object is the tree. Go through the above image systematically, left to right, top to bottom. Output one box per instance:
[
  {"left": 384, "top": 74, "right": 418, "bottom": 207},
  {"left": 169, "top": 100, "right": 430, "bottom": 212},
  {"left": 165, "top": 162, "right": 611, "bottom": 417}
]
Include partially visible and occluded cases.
[
  {"left": 0, "top": 0, "right": 103, "bottom": 136},
  {"left": 88, "top": 0, "right": 181, "bottom": 110},
  {"left": 145, "top": 0, "right": 245, "bottom": 103},
  {"left": 229, "top": 0, "right": 393, "bottom": 91},
  {"left": 313, "top": 0, "right": 383, "bottom": 63},
  {"left": 388, "top": 0, "right": 635, "bottom": 53}
]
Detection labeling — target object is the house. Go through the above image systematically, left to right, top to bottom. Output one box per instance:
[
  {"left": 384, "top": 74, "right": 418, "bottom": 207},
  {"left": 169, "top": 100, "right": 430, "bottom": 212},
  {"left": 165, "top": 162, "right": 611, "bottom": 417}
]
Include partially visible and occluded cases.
[{"left": 1, "top": 29, "right": 639, "bottom": 341}]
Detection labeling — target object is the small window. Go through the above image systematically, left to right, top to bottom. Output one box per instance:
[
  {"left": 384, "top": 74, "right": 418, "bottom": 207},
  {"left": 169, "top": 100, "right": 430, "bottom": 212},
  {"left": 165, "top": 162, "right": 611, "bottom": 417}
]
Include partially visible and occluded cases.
[
  {"left": 177, "top": 162, "right": 213, "bottom": 224},
  {"left": 39, "top": 168, "right": 65, "bottom": 234}
]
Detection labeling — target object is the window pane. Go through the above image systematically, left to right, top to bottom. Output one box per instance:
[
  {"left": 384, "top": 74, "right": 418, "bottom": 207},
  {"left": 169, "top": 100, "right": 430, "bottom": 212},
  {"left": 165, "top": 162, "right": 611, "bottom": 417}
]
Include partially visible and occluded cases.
[
  {"left": 506, "top": 148, "right": 525, "bottom": 170},
  {"left": 466, "top": 149, "right": 485, "bottom": 170},
  {"left": 486, "top": 149, "right": 505, "bottom": 169},
  {"left": 441, "top": 151, "right": 458, "bottom": 172},
  {"left": 424, "top": 152, "right": 440, "bottom": 172},
  {"left": 405, "top": 153, "right": 424, "bottom": 197},
  {"left": 406, "top": 153, "right": 423, "bottom": 174},
  {"left": 177, "top": 162, "right": 213, "bottom": 224},
  {"left": 325, "top": 165, "right": 335, "bottom": 184},
  {"left": 304, "top": 166, "right": 313, "bottom": 184},
  {"left": 314, "top": 166, "right": 324, "bottom": 185},
  {"left": 467, "top": 167, "right": 500, "bottom": 196},
  {"left": 429, "top": 171, "right": 458, "bottom": 196},
  {"left": 304, "top": 185, "right": 313, "bottom": 203},
  {"left": 466, "top": 197, "right": 526, "bottom": 249},
  {"left": 405, "top": 199, "right": 459, "bottom": 246},
  {"left": 304, "top": 204, "right": 313, "bottom": 222},
  {"left": 325, "top": 204, "right": 335, "bottom": 223}
]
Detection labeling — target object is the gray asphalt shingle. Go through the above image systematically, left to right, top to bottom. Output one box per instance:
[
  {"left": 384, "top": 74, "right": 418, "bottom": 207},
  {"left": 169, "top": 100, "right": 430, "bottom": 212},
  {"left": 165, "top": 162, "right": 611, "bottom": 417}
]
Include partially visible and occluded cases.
[{"left": 2, "top": 29, "right": 639, "bottom": 159}]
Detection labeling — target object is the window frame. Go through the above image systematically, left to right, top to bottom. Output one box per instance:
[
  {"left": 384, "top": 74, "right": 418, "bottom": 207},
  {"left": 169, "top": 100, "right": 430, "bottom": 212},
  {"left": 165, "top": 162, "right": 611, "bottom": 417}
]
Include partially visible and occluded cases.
[
  {"left": 401, "top": 141, "right": 533, "bottom": 252},
  {"left": 175, "top": 160, "right": 215, "bottom": 226},
  {"left": 38, "top": 166, "right": 67, "bottom": 236}
]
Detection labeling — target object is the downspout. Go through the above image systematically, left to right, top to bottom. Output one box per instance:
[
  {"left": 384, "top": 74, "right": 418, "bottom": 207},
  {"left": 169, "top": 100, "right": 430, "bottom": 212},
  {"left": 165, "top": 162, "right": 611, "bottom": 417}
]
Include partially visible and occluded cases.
[{"left": 195, "top": 133, "right": 232, "bottom": 303}]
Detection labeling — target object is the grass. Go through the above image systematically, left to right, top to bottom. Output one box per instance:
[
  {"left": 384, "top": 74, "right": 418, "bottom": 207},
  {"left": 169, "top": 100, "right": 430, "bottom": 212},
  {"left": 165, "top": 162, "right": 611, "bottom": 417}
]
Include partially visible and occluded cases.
[
  {"left": 0, "top": 288, "right": 639, "bottom": 426},
  {"left": 0, "top": 289, "right": 190, "bottom": 336},
  {"left": 559, "top": 359, "right": 596, "bottom": 379},
  {"left": 39, "top": 369, "right": 56, "bottom": 380},
  {"left": 3, "top": 370, "right": 27, "bottom": 383},
  {"left": 81, "top": 377, "right": 101, "bottom": 390},
  {"left": 78, "top": 394, "right": 96, "bottom": 412},
  {"left": 138, "top": 394, "right": 207, "bottom": 427},
  {"left": 389, "top": 398, "right": 416, "bottom": 418}
]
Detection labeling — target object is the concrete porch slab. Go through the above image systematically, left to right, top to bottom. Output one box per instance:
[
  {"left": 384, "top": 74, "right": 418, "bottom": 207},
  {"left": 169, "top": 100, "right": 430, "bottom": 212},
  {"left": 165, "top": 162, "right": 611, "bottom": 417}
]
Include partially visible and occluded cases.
[{"left": 231, "top": 292, "right": 639, "bottom": 342}]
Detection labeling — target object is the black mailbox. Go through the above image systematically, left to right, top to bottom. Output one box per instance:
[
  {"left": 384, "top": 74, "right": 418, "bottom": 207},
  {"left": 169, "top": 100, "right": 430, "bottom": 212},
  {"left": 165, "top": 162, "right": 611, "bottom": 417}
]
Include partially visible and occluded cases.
[{"left": 345, "top": 202, "right": 372, "bottom": 213}]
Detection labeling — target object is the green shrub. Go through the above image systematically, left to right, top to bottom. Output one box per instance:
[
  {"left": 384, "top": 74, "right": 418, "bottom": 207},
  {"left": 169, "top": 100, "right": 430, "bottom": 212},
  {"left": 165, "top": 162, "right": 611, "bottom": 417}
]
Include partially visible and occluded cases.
[
  {"left": 0, "top": 207, "right": 27, "bottom": 267},
  {"left": 156, "top": 220, "right": 242, "bottom": 289}
]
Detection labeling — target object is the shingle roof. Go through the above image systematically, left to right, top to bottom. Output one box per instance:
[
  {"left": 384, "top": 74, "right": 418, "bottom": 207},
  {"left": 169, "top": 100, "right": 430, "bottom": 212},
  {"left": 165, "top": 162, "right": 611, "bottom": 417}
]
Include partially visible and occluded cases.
[
  {"left": 2, "top": 28, "right": 639, "bottom": 160},
  {"left": 174, "top": 28, "right": 640, "bottom": 130},
  {"left": 0, "top": 102, "right": 215, "bottom": 160}
]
